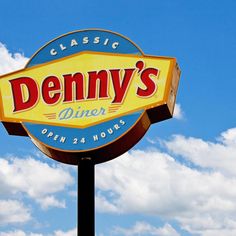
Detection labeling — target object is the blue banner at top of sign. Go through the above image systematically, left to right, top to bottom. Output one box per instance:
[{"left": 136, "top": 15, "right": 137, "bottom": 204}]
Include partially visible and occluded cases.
[{"left": 28, "top": 29, "right": 142, "bottom": 67}]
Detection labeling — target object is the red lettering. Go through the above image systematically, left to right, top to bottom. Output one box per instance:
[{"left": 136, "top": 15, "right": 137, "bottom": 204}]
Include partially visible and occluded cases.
[
  {"left": 8, "top": 61, "right": 159, "bottom": 112},
  {"left": 136, "top": 68, "right": 158, "bottom": 97},
  {"left": 110, "top": 69, "right": 135, "bottom": 103},
  {"left": 87, "top": 70, "right": 109, "bottom": 99},
  {"left": 63, "top": 73, "right": 84, "bottom": 102},
  {"left": 42, "top": 76, "right": 61, "bottom": 104},
  {"left": 10, "top": 77, "right": 39, "bottom": 112}
]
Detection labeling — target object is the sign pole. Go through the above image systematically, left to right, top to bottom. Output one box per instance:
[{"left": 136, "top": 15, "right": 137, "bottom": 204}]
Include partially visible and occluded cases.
[{"left": 78, "top": 157, "right": 95, "bottom": 236}]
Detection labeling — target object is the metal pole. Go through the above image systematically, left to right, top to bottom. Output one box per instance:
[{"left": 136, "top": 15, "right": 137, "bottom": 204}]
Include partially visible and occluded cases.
[{"left": 77, "top": 157, "right": 95, "bottom": 236}]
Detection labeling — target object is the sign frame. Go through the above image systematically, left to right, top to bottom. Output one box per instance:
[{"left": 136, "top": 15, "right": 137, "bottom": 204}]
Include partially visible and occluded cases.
[{"left": 0, "top": 29, "right": 181, "bottom": 164}]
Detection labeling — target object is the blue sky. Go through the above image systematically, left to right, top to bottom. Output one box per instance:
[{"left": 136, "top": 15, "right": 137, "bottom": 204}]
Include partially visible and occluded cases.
[{"left": 0, "top": 0, "right": 236, "bottom": 235}]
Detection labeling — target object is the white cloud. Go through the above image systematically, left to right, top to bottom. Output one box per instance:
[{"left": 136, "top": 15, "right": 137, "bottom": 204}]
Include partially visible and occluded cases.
[
  {"left": 0, "top": 43, "right": 28, "bottom": 75},
  {"left": 173, "top": 103, "right": 184, "bottom": 120},
  {"left": 164, "top": 127, "right": 236, "bottom": 176},
  {"left": 95, "top": 128, "right": 236, "bottom": 235},
  {"left": 220, "top": 128, "right": 236, "bottom": 146},
  {"left": 146, "top": 137, "right": 158, "bottom": 144},
  {"left": 0, "top": 157, "right": 74, "bottom": 209},
  {"left": 96, "top": 193, "right": 120, "bottom": 213},
  {"left": 37, "top": 196, "right": 66, "bottom": 210},
  {"left": 0, "top": 200, "right": 31, "bottom": 226},
  {"left": 112, "top": 222, "right": 180, "bottom": 236},
  {"left": 0, "top": 228, "right": 77, "bottom": 236},
  {"left": 54, "top": 228, "right": 77, "bottom": 236},
  {"left": 196, "top": 229, "right": 236, "bottom": 236},
  {"left": 0, "top": 231, "right": 42, "bottom": 236}
]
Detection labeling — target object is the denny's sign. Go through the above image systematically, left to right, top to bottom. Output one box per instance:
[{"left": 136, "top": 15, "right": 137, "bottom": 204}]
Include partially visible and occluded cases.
[{"left": 0, "top": 29, "right": 181, "bottom": 164}]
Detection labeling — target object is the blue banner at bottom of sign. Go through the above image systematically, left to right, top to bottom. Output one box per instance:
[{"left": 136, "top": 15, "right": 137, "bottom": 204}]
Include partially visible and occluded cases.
[{"left": 23, "top": 111, "right": 143, "bottom": 152}]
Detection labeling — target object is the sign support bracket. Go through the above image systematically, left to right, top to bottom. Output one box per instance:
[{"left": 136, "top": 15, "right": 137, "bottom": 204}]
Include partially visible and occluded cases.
[{"left": 77, "top": 157, "right": 95, "bottom": 236}]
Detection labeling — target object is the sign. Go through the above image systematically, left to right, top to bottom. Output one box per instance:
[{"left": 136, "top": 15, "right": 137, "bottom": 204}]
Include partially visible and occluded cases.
[{"left": 0, "top": 29, "right": 181, "bottom": 164}]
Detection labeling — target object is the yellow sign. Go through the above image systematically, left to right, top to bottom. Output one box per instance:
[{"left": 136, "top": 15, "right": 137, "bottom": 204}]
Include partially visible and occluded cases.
[{"left": 0, "top": 51, "right": 176, "bottom": 128}]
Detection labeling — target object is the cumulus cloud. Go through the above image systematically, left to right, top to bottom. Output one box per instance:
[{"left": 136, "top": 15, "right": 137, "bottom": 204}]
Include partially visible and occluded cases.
[
  {"left": 0, "top": 42, "right": 28, "bottom": 75},
  {"left": 173, "top": 103, "right": 184, "bottom": 120},
  {"left": 95, "top": 127, "right": 236, "bottom": 235},
  {"left": 164, "top": 127, "right": 236, "bottom": 176},
  {"left": 220, "top": 128, "right": 236, "bottom": 146},
  {"left": 0, "top": 157, "right": 74, "bottom": 209},
  {"left": 96, "top": 193, "right": 120, "bottom": 213},
  {"left": 37, "top": 196, "right": 66, "bottom": 210},
  {"left": 0, "top": 200, "right": 31, "bottom": 225},
  {"left": 112, "top": 222, "right": 180, "bottom": 236},
  {"left": 0, "top": 226, "right": 177, "bottom": 236},
  {"left": 0, "top": 228, "right": 76, "bottom": 236},
  {"left": 54, "top": 228, "right": 77, "bottom": 236},
  {"left": 0, "top": 231, "right": 42, "bottom": 236}
]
